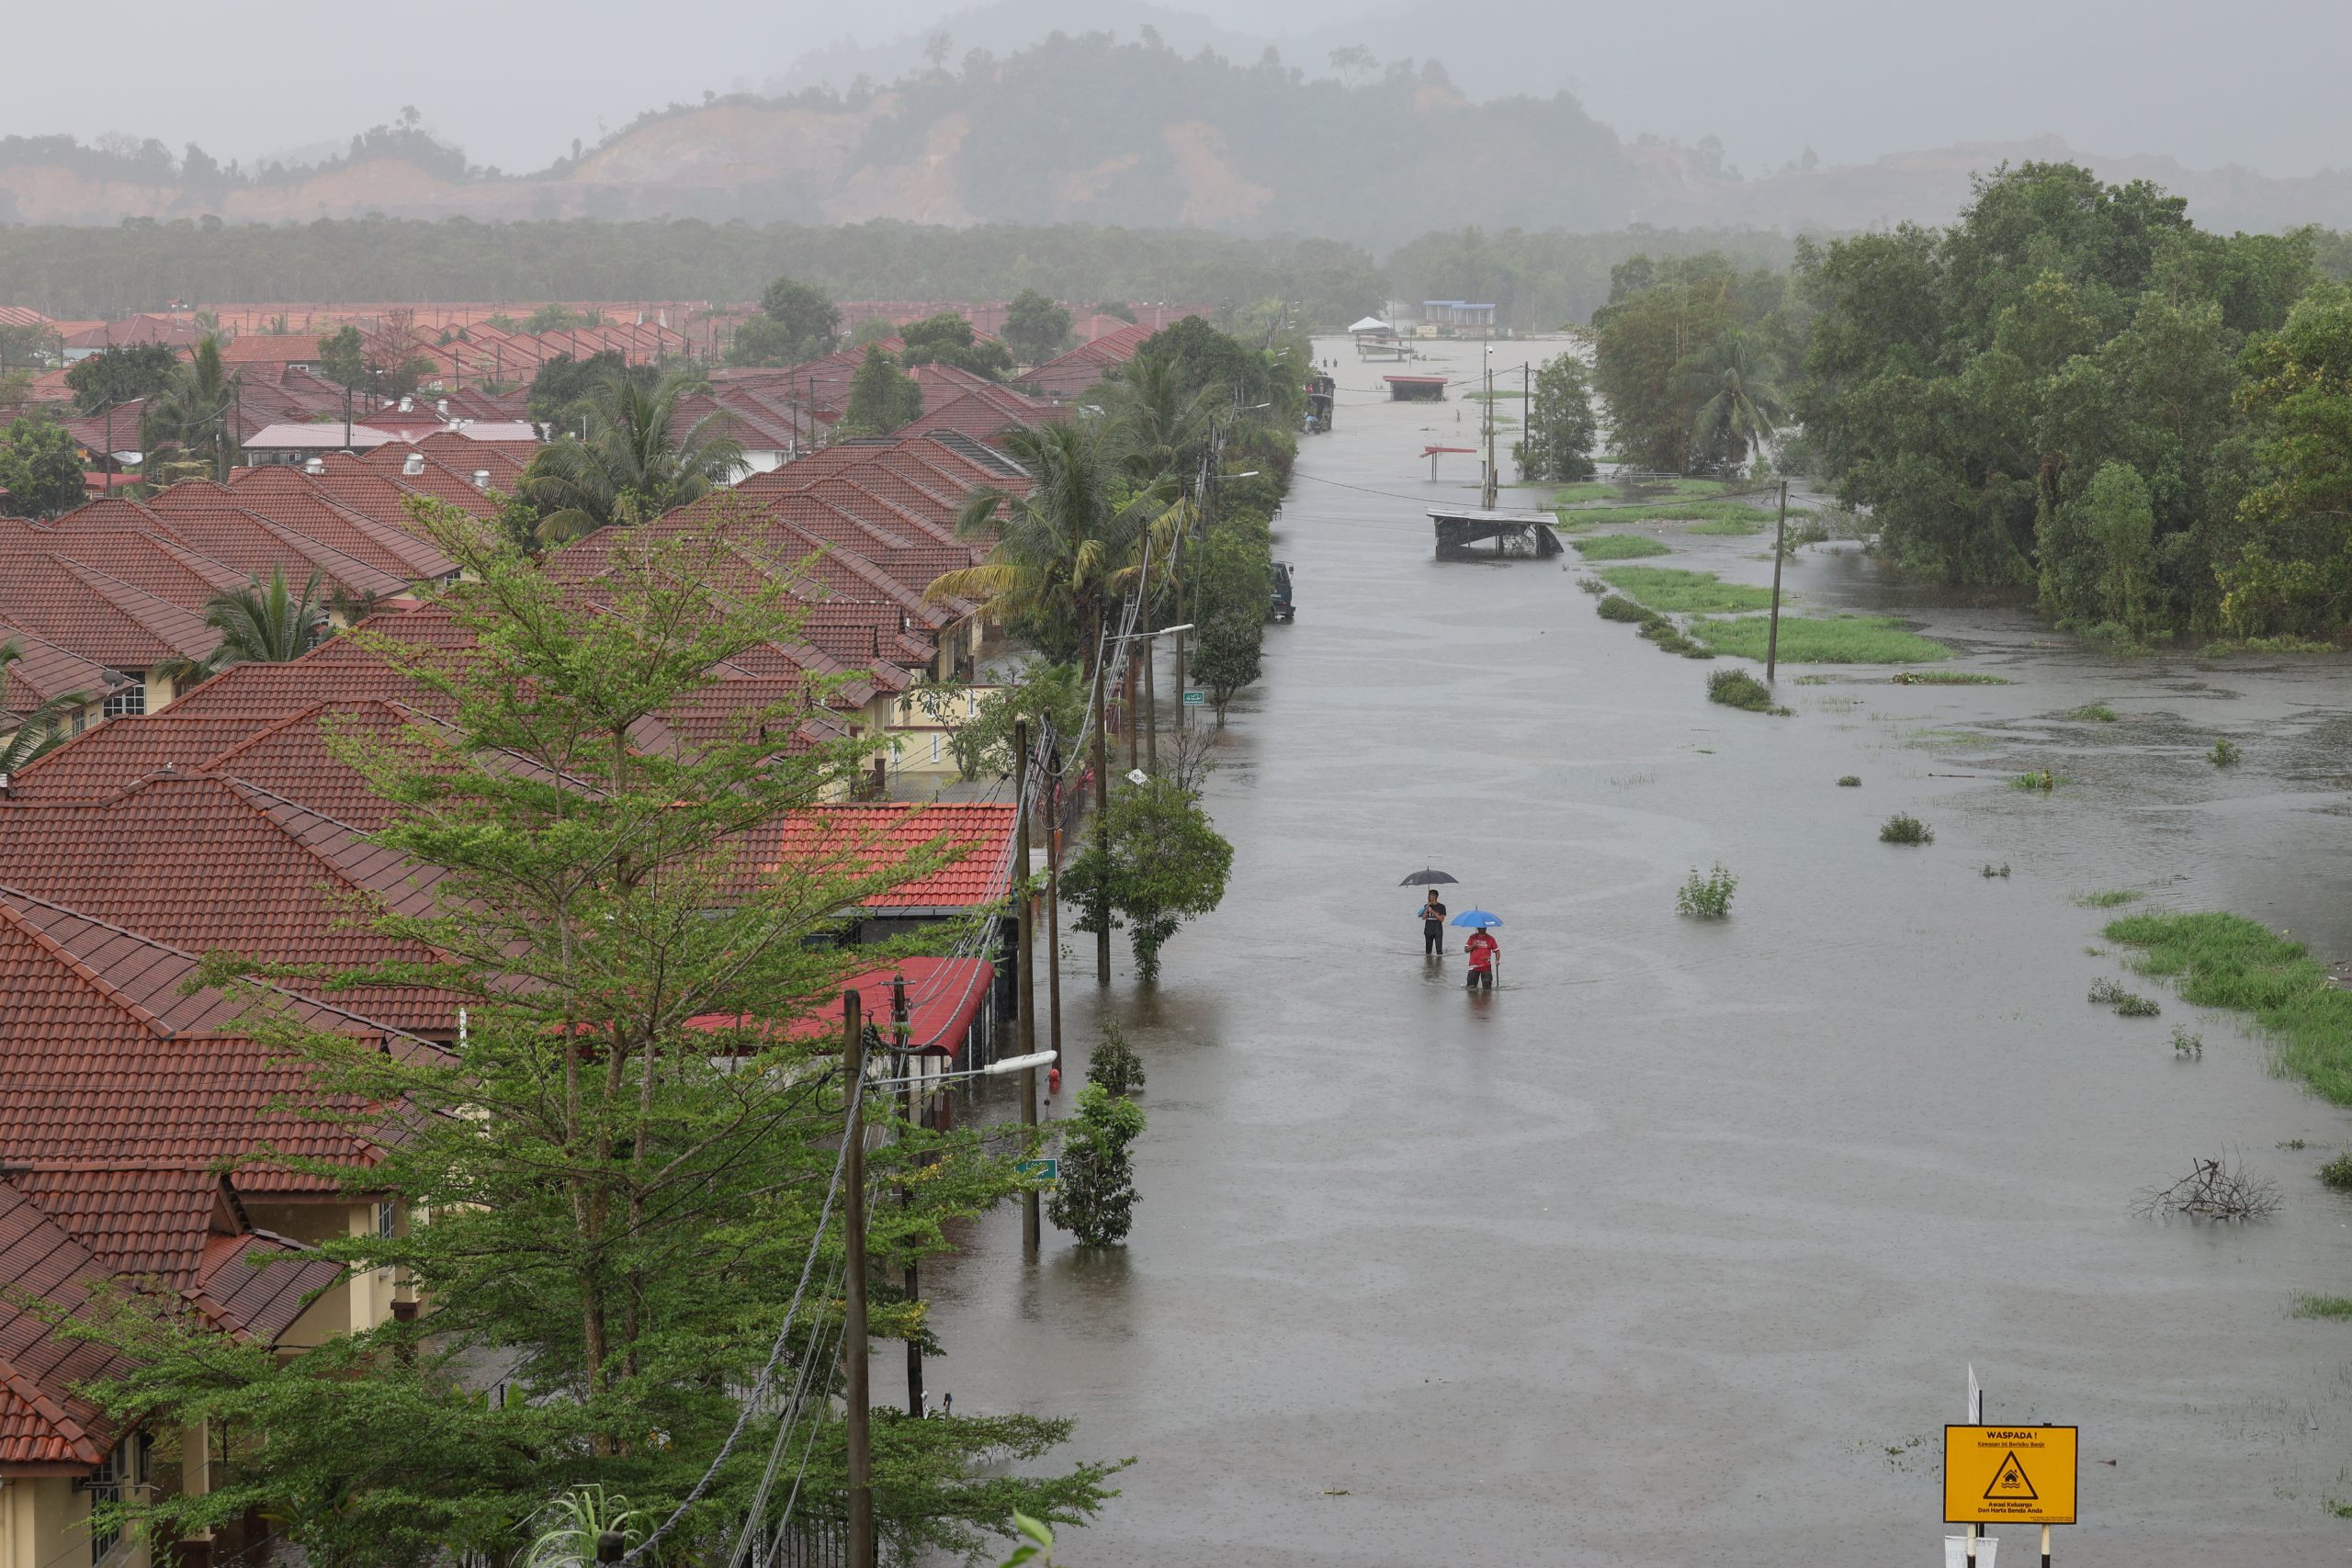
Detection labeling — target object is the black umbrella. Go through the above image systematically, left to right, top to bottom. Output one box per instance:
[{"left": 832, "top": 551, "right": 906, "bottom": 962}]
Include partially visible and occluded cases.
[{"left": 1398, "top": 868, "right": 1460, "bottom": 886}]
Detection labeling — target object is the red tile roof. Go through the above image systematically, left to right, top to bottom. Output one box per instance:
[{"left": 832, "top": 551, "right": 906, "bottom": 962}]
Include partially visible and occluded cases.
[
  {"left": 217, "top": 334, "right": 322, "bottom": 367},
  {"left": 0, "top": 773, "right": 456, "bottom": 1032},
  {"left": 746, "top": 803, "right": 1015, "bottom": 910},
  {"left": 688, "top": 956, "right": 995, "bottom": 1057},
  {"left": 0, "top": 1181, "right": 146, "bottom": 1467}
]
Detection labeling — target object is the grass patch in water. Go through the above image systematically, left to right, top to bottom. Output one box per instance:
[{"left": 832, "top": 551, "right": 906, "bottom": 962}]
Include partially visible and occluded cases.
[
  {"left": 1550, "top": 481, "right": 1618, "bottom": 504},
  {"left": 1600, "top": 500, "right": 1781, "bottom": 528},
  {"left": 1573, "top": 534, "right": 1674, "bottom": 560},
  {"left": 1599, "top": 566, "right": 1773, "bottom": 614},
  {"left": 1596, "top": 593, "right": 1650, "bottom": 623},
  {"left": 1688, "top": 614, "right": 1954, "bottom": 664},
  {"left": 2201, "top": 636, "right": 2339, "bottom": 656},
  {"left": 1892, "top": 670, "right": 2011, "bottom": 684},
  {"left": 2064, "top": 703, "right": 2119, "bottom": 722},
  {"left": 2210, "top": 737, "right": 2242, "bottom": 767},
  {"left": 2010, "top": 769, "right": 2060, "bottom": 792},
  {"left": 1838, "top": 774, "right": 1861, "bottom": 786},
  {"left": 2074, "top": 889, "right": 2143, "bottom": 908},
  {"left": 2103, "top": 911, "right": 2352, "bottom": 1106},
  {"left": 2323, "top": 1154, "right": 2352, "bottom": 1190},
  {"left": 2292, "top": 1294, "right": 2352, "bottom": 1319}
]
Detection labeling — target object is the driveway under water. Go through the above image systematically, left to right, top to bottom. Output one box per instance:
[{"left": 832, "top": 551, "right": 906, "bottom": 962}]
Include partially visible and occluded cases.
[{"left": 925, "top": 335, "right": 2352, "bottom": 1566}]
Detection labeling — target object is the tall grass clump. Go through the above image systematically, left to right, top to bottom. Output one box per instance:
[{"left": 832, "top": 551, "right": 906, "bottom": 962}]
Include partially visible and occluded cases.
[
  {"left": 1597, "top": 593, "right": 1649, "bottom": 623},
  {"left": 1707, "top": 668, "right": 1784, "bottom": 713},
  {"left": 2064, "top": 703, "right": 2119, "bottom": 722},
  {"left": 1879, "top": 812, "right": 1933, "bottom": 845},
  {"left": 1676, "top": 863, "right": 1737, "bottom": 919},
  {"left": 2074, "top": 889, "right": 2143, "bottom": 908},
  {"left": 2104, "top": 912, "right": 2352, "bottom": 1106}
]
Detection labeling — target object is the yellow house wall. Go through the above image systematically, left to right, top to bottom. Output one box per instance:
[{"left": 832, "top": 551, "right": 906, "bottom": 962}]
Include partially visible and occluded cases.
[
  {"left": 240, "top": 1199, "right": 399, "bottom": 1336},
  {"left": 0, "top": 1472, "right": 150, "bottom": 1568}
]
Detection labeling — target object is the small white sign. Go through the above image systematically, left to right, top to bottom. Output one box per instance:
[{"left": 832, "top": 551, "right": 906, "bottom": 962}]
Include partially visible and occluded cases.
[{"left": 1125, "top": 768, "right": 1149, "bottom": 785}]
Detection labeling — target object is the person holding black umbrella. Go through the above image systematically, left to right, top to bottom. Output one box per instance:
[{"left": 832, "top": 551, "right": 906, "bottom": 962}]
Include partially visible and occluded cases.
[{"left": 1418, "top": 888, "right": 1448, "bottom": 955}]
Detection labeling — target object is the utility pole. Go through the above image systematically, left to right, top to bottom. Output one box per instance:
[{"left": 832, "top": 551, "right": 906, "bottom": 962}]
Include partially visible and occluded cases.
[
  {"left": 1481, "top": 348, "right": 1498, "bottom": 511},
  {"left": 1765, "top": 479, "right": 1789, "bottom": 683},
  {"left": 1091, "top": 604, "right": 1111, "bottom": 985},
  {"left": 1143, "top": 634, "right": 1159, "bottom": 774},
  {"left": 1014, "top": 723, "right": 1041, "bottom": 1252},
  {"left": 1046, "top": 755, "right": 1064, "bottom": 1066},
  {"left": 893, "top": 974, "right": 922, "bottom": 1419},
  {"left": 842, "top": 991, "right": 873, "bottom": 1568}
]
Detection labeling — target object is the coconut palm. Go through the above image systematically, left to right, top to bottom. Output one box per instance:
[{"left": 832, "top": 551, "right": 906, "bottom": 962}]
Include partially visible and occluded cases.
[
  {"left": 1676, "top": 328, "right": 1786, "bottom": 472},
  {"left": 143, "top": 335, "right": 241, "bottom": 480},
  {"left": 1098, "top": 354, "right": 1219, "bottom": 486},
  {"left": 520, "top": 368, "right": 746, "bottom": 543},
  {"left": 925, "top": 422, "right": 1182, "bottom": 671},
  {"left": 155, "top": 566, "right": 331, "bottom": 689},
  {"left": 0, "top": 640, "right": 89, "bottom": 772}
]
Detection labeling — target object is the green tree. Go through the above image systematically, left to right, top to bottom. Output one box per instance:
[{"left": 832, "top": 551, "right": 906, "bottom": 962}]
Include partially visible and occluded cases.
[
  {"left": 1592, "top": 267, "right": 1734, "bottom": 471},
  {"left": 727, "top": 276, "right": 842, "bottom": 367},
  {"left": 2225, "top": 279, "right": 2352, "bottom": 636},
  {"left": 1002, "top": 290, "right": 1073, "bottom": 366},
  {"left": 524, "top": 302, "right": 598, "bottom": 333},
  {"left": 898, "top": 312, "right": 1014, "bottom": 380},
  {"left": 0, "top": 322, "right": 61, "bottom": 373},
  {"left": 319, "top": 324, "right": 369, "bottom": 389},
  {"left": 1677, "top": 327, "right": 1784, "bottom": 470},
  {"left": 143, "top": 335, "right": 241, "bottom": 480},
  {"left": 63, "top": 341, "right": 180, "bottom": 414},
  {"left": 837, "top": 345, "right": 925, "bottom": 437},
  {"left": 527, "top": 349, "right": 654, "bottom": 430},
  {"left": 1100, "top": 354, "right": 1217, "bottom": 485},
  {"left": 1514, "top": 354, "right": 1600, "bottom": 481},
  {"left": 520, "top": 368, "right": 745, "bottom": 538},
  {"left": 0, "top": 414, "right": 86, "bottom": 518},
  {"left": 68, "top": 510, "right": 1123, "bottom": 1567},
  {"left": 1190, "top": 607, "right": 1262, "bottom": 726},
  {"left": 0, "top": 638, "right": 88, "bottom": 769},
  {"left": 934, "top": 660, "right": 1086, "bottom": 782},
  {"left": 1065, "top": 774, "right": 1232, "bottom": 982},
  {"left": 1085, "top": 1021, "right": 1145, "bottom": 1097},
  {"left": 1046, "top": 1084, "right": 1145, "bottom": 1246}
]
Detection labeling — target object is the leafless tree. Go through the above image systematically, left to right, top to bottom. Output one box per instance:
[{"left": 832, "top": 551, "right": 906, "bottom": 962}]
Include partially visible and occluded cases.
[{"left": 2133, "top": 1153, "right": 2280, "bottom": 1221}]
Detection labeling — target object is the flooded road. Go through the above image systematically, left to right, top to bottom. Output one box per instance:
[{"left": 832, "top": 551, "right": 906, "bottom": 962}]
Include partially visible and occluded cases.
[{"left": 928, "top": 336, "right": 2352, "bottom": 1565}]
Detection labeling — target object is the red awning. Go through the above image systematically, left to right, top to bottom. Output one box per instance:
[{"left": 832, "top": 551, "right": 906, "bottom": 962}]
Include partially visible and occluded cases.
[{"left": 684, "top": 957, "right": 995, "bottom": 1058}]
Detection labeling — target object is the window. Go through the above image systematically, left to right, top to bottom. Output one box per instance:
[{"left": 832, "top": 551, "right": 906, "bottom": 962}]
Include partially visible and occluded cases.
[
  {"left": 103, "top": 680, "right": 145, "bottom": 718},
  {"left": 70, "top": 707, "right": 86, "bottom": 737},
  {"left": 377, "top": 1200, "right": 398, "bottom": 1238},
  {"left": 85, "top": 1442, "right": 131, "bottom": 1562}
]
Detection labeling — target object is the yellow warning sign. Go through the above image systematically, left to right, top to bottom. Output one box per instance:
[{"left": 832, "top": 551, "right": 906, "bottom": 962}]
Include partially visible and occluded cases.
[{"left": 1944, "top": 1426, "right": 2077, "bottom": 1525}]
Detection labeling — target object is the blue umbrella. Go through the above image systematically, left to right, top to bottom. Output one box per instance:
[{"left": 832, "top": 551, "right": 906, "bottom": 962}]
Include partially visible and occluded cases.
[{"left": 1448, "top": 909, "right": 1502, "bottom": 929}]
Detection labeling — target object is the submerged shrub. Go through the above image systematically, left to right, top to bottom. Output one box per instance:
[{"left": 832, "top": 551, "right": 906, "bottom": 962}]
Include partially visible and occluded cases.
[
  {"left": 1597, "top": 593, "right": 1648, "bottom": 623},
  {"left": 1707, "top": 668, "right": 1781, "bottom": 713},
  {"left": 2210, "top": 738, "right": 2242, "bottom": 767},
  {"left": 2011, "top": 770, "right": 2057, "bottom": 792},
  {"left": 1837, "top": 774, "right": 1861, "bottom": 787},
  {"left": 1879, "top": 811, "right": 1933, "bottom": 845},
  {"left": 1676, "top": 863, "right": 1737, "bottom": 919},
  {"left": 2115, "top": 992, "right": 2163, "bottom": 1018},
  {"left": 2321, "top": 1155, "right": 2352, "bottom": 1192}
]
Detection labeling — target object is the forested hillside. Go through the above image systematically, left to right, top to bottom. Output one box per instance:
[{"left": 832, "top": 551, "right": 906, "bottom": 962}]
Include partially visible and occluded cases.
[{"left": 11, "top": 33, "right": 2352, "bottom": 243}]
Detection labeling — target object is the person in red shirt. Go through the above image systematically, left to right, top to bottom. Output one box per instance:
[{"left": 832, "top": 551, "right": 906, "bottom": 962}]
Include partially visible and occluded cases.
[{"left": 1464, "top": 927, "right": 1498, "bottom": 988}]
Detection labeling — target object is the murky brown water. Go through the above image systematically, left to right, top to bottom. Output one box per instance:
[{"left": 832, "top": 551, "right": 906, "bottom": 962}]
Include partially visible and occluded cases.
[{"left": 926, "top": 336, "right": 2352, "bottom": 1565}]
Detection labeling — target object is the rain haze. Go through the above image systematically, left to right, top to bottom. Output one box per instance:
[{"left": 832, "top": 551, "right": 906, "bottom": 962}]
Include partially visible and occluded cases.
[{"left": 7, "top": 0, "right": 2350, "bottom": 181}]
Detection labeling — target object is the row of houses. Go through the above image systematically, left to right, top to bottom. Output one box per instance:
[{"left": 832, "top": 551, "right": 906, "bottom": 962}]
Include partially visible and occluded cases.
[{"left": 0, "top": 418, "right": 1064, "bottom": 1565}]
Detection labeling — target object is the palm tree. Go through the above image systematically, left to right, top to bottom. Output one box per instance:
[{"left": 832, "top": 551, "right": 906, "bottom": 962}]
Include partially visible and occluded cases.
[
  {"left": 1676, "top": 328, "right": 1786, "bottom": 472},
  {"left": 143, "top": 335, "right": 241, "bottom": 481},
  {"left": 1098, "top": 355, "right": 1218, "bottom": 486},
  {"left": 520, "top": 368, "right": 745, "bottom": 543},
  {"left": 928, "top": 419, "right": 1184, "bottom": 985},
  {"left": 155, "top": 566, "right": 331, "bottom": 688},
  {"left": 0, "top": 640, "right": 89, "bottom": 773}
]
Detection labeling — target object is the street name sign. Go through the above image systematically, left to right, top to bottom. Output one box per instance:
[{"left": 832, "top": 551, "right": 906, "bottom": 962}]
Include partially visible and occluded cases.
[
  {"left": 1182, "top": 689, "right": 1207, "bottom": 705},
  {"left": 1016, "top": 1157, "right": 1059, "bottom": 1181},
  {"left": 1943, "top": 1425, "right": 2077, "bottom": 1525}
]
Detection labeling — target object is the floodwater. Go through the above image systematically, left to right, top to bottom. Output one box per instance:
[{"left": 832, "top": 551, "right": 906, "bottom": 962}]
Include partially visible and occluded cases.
[{"left": 925, "top": 335, "right": 2352, "bottom": 1565}]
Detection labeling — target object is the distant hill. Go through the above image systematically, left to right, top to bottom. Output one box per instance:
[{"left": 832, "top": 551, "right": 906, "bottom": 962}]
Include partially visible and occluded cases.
[{"left": 6, "top": 33, "right": 2351, "bottom": 244}]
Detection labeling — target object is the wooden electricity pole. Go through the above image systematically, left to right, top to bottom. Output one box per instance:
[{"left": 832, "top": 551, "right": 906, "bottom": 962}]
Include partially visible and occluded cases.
[
  {"left": 1091, "top": 604, "right": 1111, "bottom": 985},
  {"left": 1014, "top": 722, "right": 1042, "bottom": 1252},
  {"left": 842, "top": 992, "right": 873, "bottom": 1568}
]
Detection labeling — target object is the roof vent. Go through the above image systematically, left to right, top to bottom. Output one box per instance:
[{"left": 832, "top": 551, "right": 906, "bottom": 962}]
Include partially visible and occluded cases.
[
  {"left": 398, "top": 396, "right": 414, "bottom": 413},
  {"left": 435, "top": 399, "right": 448, "bottom": 415},
  {"left": 401, "top": 453, "right": 426, "bottom": 477},
  {"left": 303, "top": 457, "right": 326, "bottom": 475},
  {"left": 472, "top": 469, "right": 490, "bottom": 489},
  {"left": 0, "top": 773, "right": 12, "bottom": 796}
]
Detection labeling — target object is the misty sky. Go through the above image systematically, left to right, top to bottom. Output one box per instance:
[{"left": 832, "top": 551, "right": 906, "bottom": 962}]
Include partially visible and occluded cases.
[{"left": 9, "top": 0, "right": 2347, "bottom": 184}]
